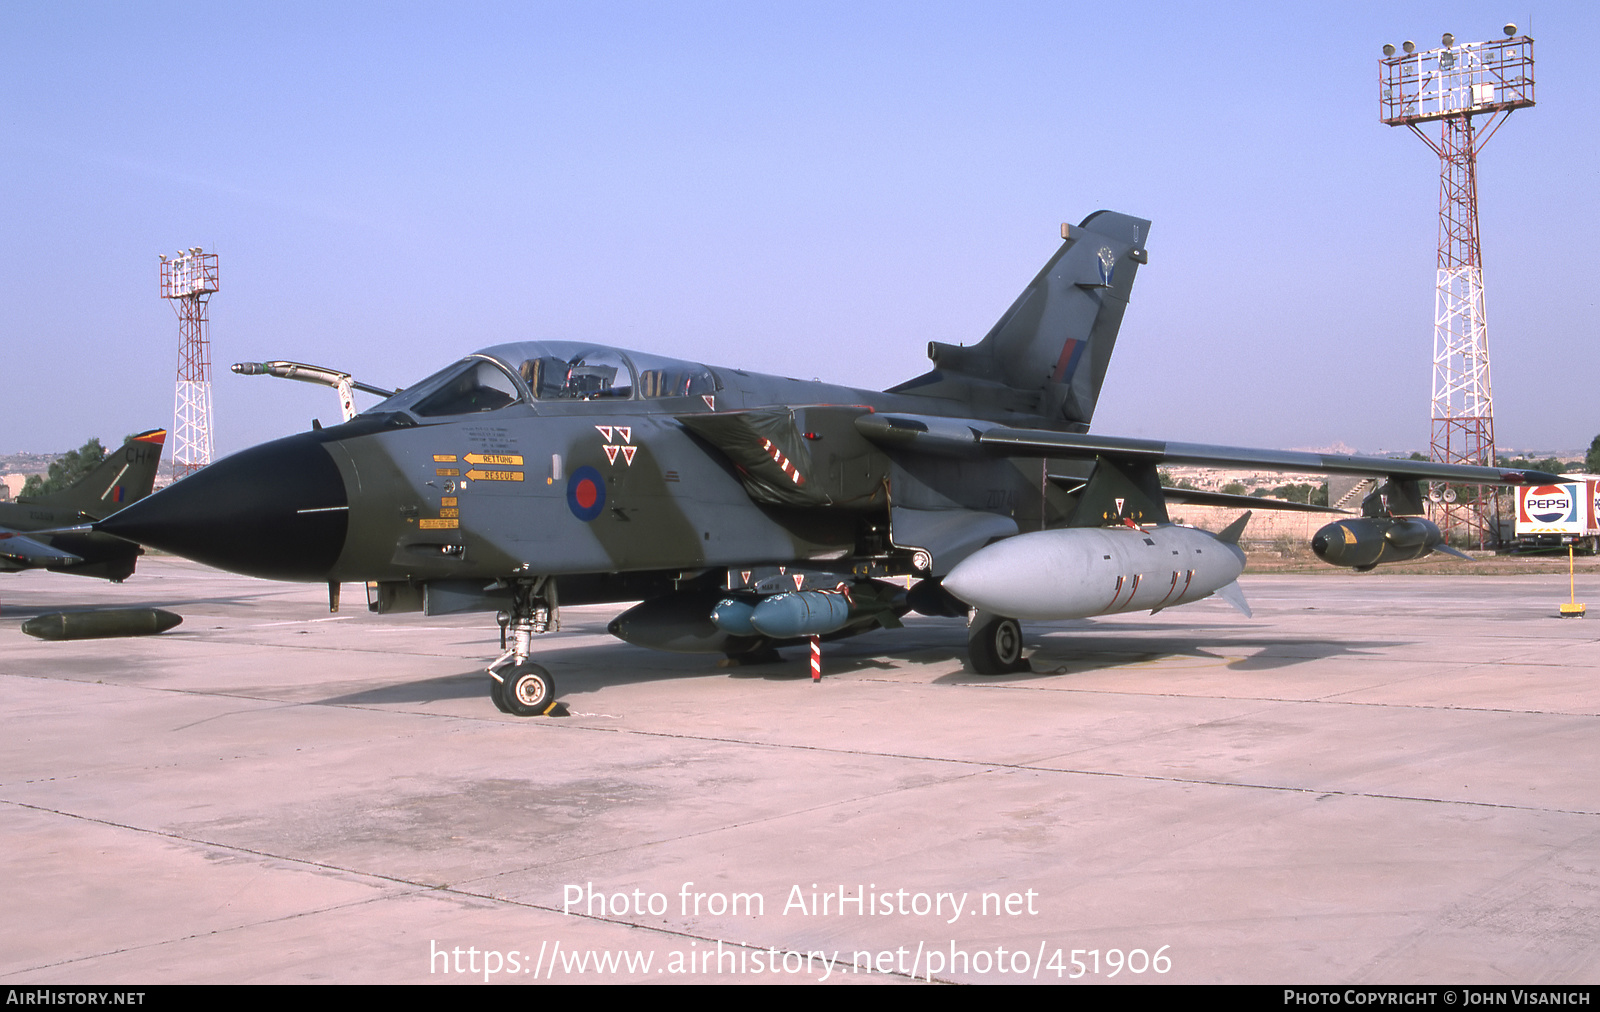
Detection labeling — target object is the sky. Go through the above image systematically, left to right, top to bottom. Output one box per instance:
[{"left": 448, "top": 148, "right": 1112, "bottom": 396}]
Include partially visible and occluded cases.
[{"left": 3, "top": 1, "right": 1595, "bottom": 459}]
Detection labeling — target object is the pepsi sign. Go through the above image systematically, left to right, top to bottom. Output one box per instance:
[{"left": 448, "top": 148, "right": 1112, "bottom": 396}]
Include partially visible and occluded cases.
[{"left": 1521, "top": 484, "right": 1577, "bottom": 525}]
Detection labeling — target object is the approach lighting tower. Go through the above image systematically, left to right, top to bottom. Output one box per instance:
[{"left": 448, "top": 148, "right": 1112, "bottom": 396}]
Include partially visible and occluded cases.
[
  {"left": 1380, "top": 26, "right": 1534, "bottom": 546},
  {"left": 159, "top": 248, "right": 220, "bottom": 481}
]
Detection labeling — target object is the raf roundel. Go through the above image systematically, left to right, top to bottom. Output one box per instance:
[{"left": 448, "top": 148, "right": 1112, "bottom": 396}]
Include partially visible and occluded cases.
[{"left": 566, "top": 466, "right": 606, "bottom": 522}]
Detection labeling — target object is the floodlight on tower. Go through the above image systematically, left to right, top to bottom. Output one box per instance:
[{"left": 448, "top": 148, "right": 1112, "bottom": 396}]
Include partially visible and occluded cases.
[
  {"left": 1379, "top": 26, "right": 1535, "bottom": 546},
  {"left": 159, "top": 248, "right": 220, "bottom": 481}
]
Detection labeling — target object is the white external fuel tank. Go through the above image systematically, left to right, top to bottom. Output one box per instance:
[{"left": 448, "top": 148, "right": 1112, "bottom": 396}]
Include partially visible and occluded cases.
[{"left": 941, "top": 524, "right": 1247, "bottom": 621}]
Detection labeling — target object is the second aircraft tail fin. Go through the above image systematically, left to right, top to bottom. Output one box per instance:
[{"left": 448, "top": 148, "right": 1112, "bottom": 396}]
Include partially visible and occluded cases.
[{"left": 26, "top": 430, "right": 167, "bottom": 519}]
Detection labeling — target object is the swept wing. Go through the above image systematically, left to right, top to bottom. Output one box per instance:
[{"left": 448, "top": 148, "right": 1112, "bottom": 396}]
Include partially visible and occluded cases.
[{"left": 854, "top": 413, "right": 1564, "bottom": 487}]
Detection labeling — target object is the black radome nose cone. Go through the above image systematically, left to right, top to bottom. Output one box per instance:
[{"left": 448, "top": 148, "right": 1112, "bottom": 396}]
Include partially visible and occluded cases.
[{"left": 98, "top": 434, "right": 348, "bottom": 581}]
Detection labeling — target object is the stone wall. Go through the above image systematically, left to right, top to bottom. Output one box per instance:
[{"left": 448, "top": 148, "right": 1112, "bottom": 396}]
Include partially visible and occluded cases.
[{"left": 1166, "top": 503, "right": 1325, "bottom": 546}]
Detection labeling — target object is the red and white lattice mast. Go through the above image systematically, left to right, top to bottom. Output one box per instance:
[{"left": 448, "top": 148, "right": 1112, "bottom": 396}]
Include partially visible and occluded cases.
[
  {"left": 1380, "top": 26, "right": 1534, "bottom": 546},
  {"left": 159, "top": 248, "right": 220, "bottom": 481}
]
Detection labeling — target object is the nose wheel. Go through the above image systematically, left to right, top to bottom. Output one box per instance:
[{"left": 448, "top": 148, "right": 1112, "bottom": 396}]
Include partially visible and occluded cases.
[{"left": 492, "top": 661, "right": 557, "bottom": 716}]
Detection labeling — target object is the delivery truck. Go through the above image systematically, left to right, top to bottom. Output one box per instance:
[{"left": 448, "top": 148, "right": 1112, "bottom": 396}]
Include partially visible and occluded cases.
[{"left": 1515, "top": 477, "right": 1600, "bottom": 553}]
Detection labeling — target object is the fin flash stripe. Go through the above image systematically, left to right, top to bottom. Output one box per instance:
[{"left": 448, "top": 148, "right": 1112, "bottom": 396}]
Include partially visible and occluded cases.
[{"left": 1051, "top": 338, "right": 1087, "bottom": 384}]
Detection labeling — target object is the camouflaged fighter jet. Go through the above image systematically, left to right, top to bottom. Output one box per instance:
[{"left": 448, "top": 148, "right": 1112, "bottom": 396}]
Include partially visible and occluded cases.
[
  {"left": 95, "top": 212, "right": 1561, "bottom": 715},
  {"left": 1, "top": 429, "right": 166, "bottom": 582}
]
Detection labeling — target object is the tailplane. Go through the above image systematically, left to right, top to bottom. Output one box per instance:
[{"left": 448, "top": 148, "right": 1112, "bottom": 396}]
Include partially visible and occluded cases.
[{"left": 891, "top": 210, "right": 1150, "bottom": 429}]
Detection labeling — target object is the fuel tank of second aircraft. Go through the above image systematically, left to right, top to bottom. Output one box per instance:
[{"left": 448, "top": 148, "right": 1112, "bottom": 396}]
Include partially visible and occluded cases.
[
  {"left": 1310, "top": 516, "right": 1447, "bottom": 570},
  {"left": 941, "top": 524, "right": 1246, "bottom": 621}
]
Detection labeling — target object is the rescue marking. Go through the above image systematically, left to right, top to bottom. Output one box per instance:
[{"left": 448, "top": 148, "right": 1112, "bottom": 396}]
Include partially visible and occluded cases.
[
  {"left": 465, "top": 453, "right": 523, "bottom": 466},
  {"left": 433, "top": 454, "right": 458, "bottom": 462},
  {"left": 436, "top": 468, "right": 460, "bottom": 476},
  {"left": 464, "top": 469, "right": 524, "bottom": 482},
  {"left": 419, "top": 518, "right": 459, "bottom": 529}
]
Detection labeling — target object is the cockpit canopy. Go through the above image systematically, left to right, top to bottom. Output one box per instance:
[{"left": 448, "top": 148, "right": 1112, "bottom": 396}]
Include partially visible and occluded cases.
[{"left": 374, "top": 341, "right": 719, "bottom": 418}]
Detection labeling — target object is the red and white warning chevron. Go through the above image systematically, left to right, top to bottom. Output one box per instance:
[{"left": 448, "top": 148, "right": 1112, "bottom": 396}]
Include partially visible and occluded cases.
[{"left": 759, "top": 438, "right": 805, "bottom": 486}]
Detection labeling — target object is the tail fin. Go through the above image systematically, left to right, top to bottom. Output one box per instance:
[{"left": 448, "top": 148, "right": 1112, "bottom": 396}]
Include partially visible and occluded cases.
[
  {"left": 891, "top": 211, "right": 1150, "bottom": 429},
  {"left": 26, "top": 430, "right": 166, "bottom": 519}
]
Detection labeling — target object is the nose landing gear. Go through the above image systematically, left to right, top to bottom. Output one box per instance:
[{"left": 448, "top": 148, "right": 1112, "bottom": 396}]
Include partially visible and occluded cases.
[{"left": 488, "top": 577, "right": 562, "bottom": 716}]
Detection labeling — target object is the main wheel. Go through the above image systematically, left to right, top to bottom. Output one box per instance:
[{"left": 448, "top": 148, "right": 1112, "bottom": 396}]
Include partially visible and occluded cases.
[
  {"left": 968, "top": 614, "right": 1028, "bottom": 675},
  {"left": 502, "top": 662, "right": 557, "bottom": 716}
]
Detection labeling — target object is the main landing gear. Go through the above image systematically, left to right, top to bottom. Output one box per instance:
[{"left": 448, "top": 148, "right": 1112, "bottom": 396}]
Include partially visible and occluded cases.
[
  {"left": 489, "top": 578, "right": 561, "bottom": 716},
  {"left": 967, "top": 610, "right": 1030, "bottom": 675}
]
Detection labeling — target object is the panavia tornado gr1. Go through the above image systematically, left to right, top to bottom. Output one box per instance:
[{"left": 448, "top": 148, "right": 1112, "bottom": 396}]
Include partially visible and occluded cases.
[{"left": 97, "top": 212, "right": 1560, "bottom": 715}]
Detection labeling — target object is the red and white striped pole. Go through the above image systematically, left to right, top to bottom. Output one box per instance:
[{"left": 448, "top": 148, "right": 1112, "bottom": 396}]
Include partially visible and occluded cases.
[{"left": 810, "top": 635, "right": 821, "bottom": 682}]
